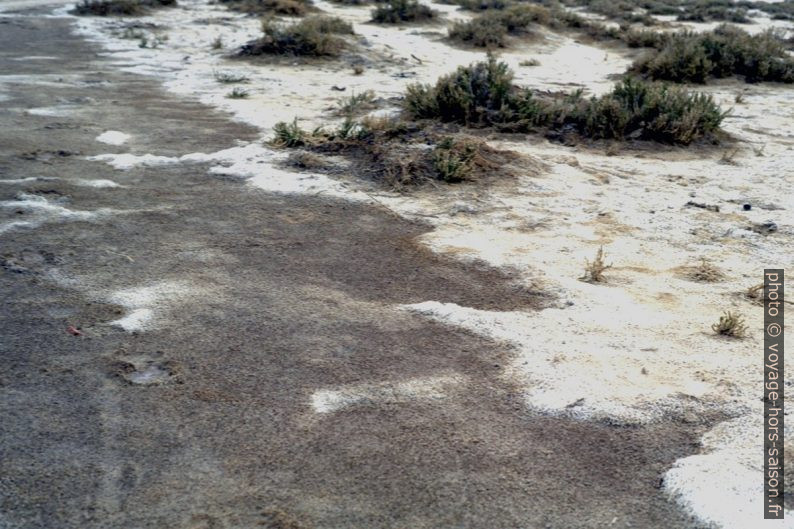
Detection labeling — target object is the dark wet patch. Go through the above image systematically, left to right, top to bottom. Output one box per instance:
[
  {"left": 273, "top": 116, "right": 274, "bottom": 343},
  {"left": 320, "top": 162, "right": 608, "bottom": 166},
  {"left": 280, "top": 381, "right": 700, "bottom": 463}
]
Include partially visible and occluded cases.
[{"left": 0, "top": 12, "right": 708, "bottom": 529}]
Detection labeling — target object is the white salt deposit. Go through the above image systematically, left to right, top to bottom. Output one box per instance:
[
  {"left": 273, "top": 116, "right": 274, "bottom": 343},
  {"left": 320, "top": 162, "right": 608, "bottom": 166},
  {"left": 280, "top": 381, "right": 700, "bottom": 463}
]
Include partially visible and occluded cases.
[{"left": 95, "top": 130, "right": 131, "bottom": 145}]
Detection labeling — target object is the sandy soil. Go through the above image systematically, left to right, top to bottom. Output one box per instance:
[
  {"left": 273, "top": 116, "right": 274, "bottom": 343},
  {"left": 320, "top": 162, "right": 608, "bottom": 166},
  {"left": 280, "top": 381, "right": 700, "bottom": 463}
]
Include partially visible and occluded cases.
[{"left": 1, "top": 0, "right": 792, "bottom": 528}]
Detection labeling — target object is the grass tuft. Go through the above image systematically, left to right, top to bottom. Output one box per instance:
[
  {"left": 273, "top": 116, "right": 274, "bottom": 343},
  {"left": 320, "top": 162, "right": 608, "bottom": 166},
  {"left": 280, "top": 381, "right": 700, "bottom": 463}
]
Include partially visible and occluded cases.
[
  {"left": 214, "top": 71, "right": 250, "bottom": 84},
  {"left": 226, "top": 87, "right": 250, "bottom": 99},
  {"left": 712, "top": 310, "right": 747, "bottom": 338}
]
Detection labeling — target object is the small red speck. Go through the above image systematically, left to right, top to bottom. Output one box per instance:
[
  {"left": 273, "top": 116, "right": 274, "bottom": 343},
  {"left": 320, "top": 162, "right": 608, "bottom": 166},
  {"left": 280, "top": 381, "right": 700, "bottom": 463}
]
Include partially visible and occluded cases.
[{"left": 67, "top": 326, "right": 83, "bottom": 336}]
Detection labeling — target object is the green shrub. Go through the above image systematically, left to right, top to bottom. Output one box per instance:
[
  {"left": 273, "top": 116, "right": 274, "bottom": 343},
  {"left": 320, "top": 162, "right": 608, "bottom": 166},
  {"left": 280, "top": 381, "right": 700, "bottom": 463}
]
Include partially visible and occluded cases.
[
  {"left": 72, "top": 0, "right": 175, "bottom": 16},
  {"left": 220, "top": 0, "right": 315, "bottom": 16},
  {"left": 372, "top": 0, "right": 437, "bottom": 23},
  {"left": 453, "top": 0, "right": 514, "bottom": 11},
  {"left": 448, "top": 5, "right": 550, "bottom": 47},
  {"left": 241, "top": 16, "right": 354, "bottom": 56},
  {"left": 634, "top": 25, "right": 794, "bottom": 83},
  {"left": 405, "top": 55, "right": 514, "bottom": 124},
  {"left": 404, "top": 57, "right": 727, "bottom": 143},
  {"left": 575, "top": 77, "right": 728, "bottom": 143}
]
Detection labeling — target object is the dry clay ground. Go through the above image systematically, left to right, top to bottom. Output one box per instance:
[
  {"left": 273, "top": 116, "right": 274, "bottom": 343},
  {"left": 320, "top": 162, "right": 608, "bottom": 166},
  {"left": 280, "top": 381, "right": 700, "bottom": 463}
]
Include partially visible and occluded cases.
[{"left": 0, "top": 5, "right": 722, "bottom": 529}]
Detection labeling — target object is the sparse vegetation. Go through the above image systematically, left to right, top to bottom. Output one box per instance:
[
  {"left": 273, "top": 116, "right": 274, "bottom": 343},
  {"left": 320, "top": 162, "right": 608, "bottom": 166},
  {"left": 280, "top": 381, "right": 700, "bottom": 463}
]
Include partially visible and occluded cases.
[
  {"left": 73, "top": 0, "right": 176, "bottom": 16},
  {"left": 218, "top": 0, "right": 315, "bottom": 16},
  {"left": 372, "top": 0, "right": 438, "bottom": 23},
  {"left": 241, "top": 16, "right": 355, "bottom": 56},
  {"left": 633, "top": 25, "right": 794, "bottom": 84},
  {"left": 212, "top": 36, "right": 224, "bottom": 50},
  {"left": 404, "top": 57, "right": 727, "bottom": 144},
  {"left": 520, "top": 59, "right": 540, "bottom": 67},
  {"left": 214, "top": 71, "right": 250, "bottom": 84},
  {"left": 226, "top": 87, "right": 250, "bottom": 99},
  {"left": 336, "top": 91, "right": 377, "bottom": 116},
  {"left": 271, "top": 115, "right": 519, "bottom": 187},
  {"left": 432, "top": 137, "right": 498, "bottom": 182},
  {"left": 581, "top": 246, "right": 612, "bottom": 283},
  {"left": 687, "top": 258, "right": 725, "bottom": 282},
  {"left": 746, "top": 282, "right": 765, "bottom": 303},
  {"left": 712, "top": 310, "right": 747, "bottom": 338}
]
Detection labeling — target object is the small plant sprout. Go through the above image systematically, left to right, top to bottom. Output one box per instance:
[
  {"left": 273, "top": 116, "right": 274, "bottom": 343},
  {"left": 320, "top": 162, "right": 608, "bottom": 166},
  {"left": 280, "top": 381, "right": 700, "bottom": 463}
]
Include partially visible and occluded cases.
[
  {"left": 212, "top": 36, "right": 224, "bottom": 50},
  {"left": 214, "top": 71, "right": 250, "bottom": 84},
  {"left": 226, "top": 87, "right": 250, "bottom": 99},
  {"left": 581, "top": 246, "right": 612, "bottom": 283},
  {"left": 746, "top": 283, "right": 764, "bottom": 303},
  {"left": 712, "top": 310, "right": 747, "bottom": 338}
]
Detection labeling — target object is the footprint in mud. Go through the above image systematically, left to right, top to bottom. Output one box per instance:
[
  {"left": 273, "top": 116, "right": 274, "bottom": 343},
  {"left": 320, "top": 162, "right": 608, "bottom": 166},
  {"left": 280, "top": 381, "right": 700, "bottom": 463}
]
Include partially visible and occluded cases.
[
  {"left": 1, "top": 248, "right": 62, "bottom": 274},
  {"left": 111, "top": 353, "right": 179, "bottom": 386}
]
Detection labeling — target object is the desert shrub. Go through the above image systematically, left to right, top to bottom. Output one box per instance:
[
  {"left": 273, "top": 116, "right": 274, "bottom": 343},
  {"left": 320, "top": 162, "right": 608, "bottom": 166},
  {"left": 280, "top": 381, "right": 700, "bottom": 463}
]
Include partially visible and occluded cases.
[
  {"left": 72, "top": 0, "right": 175, "bottom": 16},
  {"left": 219, "top": 0, "right": 314, "bottom": 16},
  {"left": 372, "top": 0, "right": 437, "bottom": 23},
  {"left": 453, "top": 0, "right": 514, "bottom": 10},
  {"left": 448, "top": 4, "right": 550, "bottom": 47},
  {"left": 678, "top": 7, "right": 751, "bottom": 24},
  {"left": 240, "top": 16, "right": 354, "bottom": 56},
  {"left": 634, "top": 25, "right": 794, "bottom": 83},
  {"left": 623, "top": 28, "right": 669, "bottom": 49},
  {"left": 405, "top": 55, "right": 514, "bottom": 124},
  {"left": 405, "top": 57, "right": 727, "bottom": 143},
  {"left": 575, "top": 77, "right": 727, "bottom": 143}
]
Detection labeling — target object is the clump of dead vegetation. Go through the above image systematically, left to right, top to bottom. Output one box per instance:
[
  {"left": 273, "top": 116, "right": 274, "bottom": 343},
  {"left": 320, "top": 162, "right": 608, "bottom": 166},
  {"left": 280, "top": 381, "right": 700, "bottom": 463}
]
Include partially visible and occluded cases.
[
  {"left": 72, "top": 0, "right": 175, "bottom": 16},
  {"left": 219, "top": 0, "right": 316, "bottom": 16},
  {"left": 372, "top": 0, "right": 438, "bottom": 23},
  {"left": 240, "top": 16, "right": 355, "bottom": 56},
  {"left": 634, "top": 24, "right": 794, "bottom": 84},
  {"left": 404, "top": 56, "right": 727, "bottom": 144},
  {"left": 271, "top": 115, "right": 519, "bottom": 187},
  {"left": 581, "top": 246, "right": 612, "bottom": 283},
  {"left": 686, "top": 258, "right": 725, "bottom": 282},
  {"left": 746, "top": 282, "right": 765, "bottom": 303},
  {"left": 712, "top": 310, "right": 747, "bottom": 338}
]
